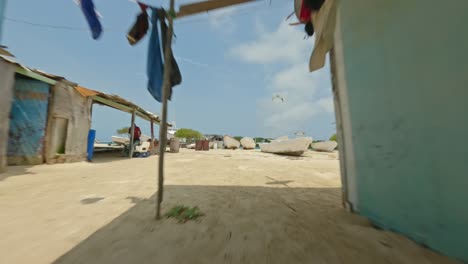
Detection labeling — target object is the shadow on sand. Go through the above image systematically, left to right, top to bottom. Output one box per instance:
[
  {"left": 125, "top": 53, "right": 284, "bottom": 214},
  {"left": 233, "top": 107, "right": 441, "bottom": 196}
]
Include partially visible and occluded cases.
[
  {"left": 0, "top": 165, "right": 35, "bottom": 181},
  {"left": 49, "top": 185, "right": 397, "bottom": 264}
]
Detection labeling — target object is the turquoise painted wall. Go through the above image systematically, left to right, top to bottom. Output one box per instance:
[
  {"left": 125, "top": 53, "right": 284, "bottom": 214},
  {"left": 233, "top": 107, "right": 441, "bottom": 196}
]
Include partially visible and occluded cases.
[{"left": 339, "top": 0, "right": 468, "bottom": 261}]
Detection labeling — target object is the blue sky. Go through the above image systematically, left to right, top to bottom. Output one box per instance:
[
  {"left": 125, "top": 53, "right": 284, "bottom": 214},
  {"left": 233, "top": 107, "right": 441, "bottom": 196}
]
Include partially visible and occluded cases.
[{"left": 2, "top": 0, "right": 335, "bottom": 141}]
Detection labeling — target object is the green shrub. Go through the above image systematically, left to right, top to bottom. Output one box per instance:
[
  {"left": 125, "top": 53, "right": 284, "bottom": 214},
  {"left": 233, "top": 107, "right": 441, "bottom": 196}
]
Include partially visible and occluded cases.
[
  {"left": 175, "top": 128, "right": 203, "bottom": 140},
  {"left": 165, "top": 205, "right": 204, "bottom": 223}
]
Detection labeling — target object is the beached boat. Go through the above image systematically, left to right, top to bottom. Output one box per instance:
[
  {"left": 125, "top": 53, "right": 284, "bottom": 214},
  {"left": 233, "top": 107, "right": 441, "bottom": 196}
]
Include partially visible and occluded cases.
[
  {"left": 112, "top": 134, "right": 151, "bottom": 145},
  {"left": 111, "top": 136, "right": 129, "bottom": 145},
  {"left": 240, "top": 137, "right": 256, "bottom": 149},
  {"left": 260, "top": 137, "right": 313, "bottom": 156},
  {"left": 94, "top": 140, "right": 124, "bottom": 152},
  {"left": 311, "top": 141, "right": 337, "bottom": 152},
  {"left": 187, "top": 143, "right": 196, "bottom": 149}
]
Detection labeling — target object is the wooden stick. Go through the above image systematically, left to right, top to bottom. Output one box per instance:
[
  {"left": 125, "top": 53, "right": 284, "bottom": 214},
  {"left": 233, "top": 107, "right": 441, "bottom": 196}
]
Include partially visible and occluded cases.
[
  {"left": 156, "top": 0, "right": 175, "bottom": 220},
  {"left": 177, "top": 0, "right": 255, "bottom": 18},
  {"left": 129, "top": 108, "right": 136, "bottom": 158},
  {"left": 150, "top": 118, "right": 155, "bottom": 154}
]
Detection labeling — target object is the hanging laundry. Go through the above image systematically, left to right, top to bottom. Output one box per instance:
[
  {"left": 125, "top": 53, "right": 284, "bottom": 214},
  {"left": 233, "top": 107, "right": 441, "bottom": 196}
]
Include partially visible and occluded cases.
[
  {"left": 79, "top": 0, "right": 102, "bottom": 39},
  {"left": 294, "top": 0, "right": 316, "bottom": 36},
  {"left": 304, "top": 0, "right": 325, "bottom": 11},
  {"left": 309, "top": 0, "right": 337, "bottom": 72},
  {"left": 137, "top": 1, "right": 149, "bottom": 12},
  {"left": 146, "top": 8, "right": 182, "bottom": 102},
  {"left": 147, "top": 8, "right": 164, "bottom": 102},
  {"left": 157, "top": 9, "right": 182, "bottom": 91},
  {"left": 127, "top": 12, "right": 149, "bottom": 45},
  {"left": 305, "top": 21, "right": 314, "bottom": 36}
]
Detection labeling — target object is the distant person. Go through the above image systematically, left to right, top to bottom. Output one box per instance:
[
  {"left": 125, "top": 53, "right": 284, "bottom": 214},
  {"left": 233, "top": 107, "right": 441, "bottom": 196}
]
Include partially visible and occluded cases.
[{"left": 128, "top": 125, "right": 142, "bottom": 145}]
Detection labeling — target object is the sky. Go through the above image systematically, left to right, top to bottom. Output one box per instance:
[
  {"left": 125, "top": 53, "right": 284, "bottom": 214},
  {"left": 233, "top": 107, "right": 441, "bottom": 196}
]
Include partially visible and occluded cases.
[{"left": 2, "top": 0, "right": 335, "bottom": 141}]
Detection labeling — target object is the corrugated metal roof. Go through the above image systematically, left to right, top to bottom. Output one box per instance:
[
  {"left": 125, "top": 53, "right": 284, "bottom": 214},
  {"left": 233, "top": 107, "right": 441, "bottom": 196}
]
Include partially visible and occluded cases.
[
  {"left": 0, "top": 55, "right": 57, "bottom": 85},
  {"left": 76, "top": 86, "right": 162, "bottom": 124}
]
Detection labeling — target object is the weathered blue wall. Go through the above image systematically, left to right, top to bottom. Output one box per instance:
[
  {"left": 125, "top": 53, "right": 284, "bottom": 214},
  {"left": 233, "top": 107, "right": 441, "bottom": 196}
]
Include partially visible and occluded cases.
[
  {"left": 339, "top": 0, "right": 468, "bottom": 261},
  {"left": 7, "top": 75, "right": 50, "bottom": 165}
]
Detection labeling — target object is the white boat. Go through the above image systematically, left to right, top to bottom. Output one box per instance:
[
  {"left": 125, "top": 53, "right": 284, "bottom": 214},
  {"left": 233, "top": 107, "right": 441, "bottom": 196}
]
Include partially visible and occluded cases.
[
  {"left": 167, "top": 127, "right": 177, "bottom": 140},
  {"left": 112, "top": 134, "right": 151, "bottom": 146},
  {"left": 224, "top": 135, "right": 240, "bottom": 149},
  {"left": 111, "top": 136, "right": 129, "bottom": 145},
  {"left": 260, "top": 137, "right": 313, "bottom": 156},
  {"left": 93, "top": 140, "right": 124, "bottom": 152},
  {"left": 311, "top": 141, "right": 337, "bottom": 152},
  {"left": 187, "top": 143, "right": 196, "bottom": 149}
]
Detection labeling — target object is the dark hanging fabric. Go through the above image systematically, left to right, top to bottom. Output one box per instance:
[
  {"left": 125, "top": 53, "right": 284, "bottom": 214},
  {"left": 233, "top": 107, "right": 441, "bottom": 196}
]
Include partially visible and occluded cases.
[
  {"left": 79, "top": 0, "right": 102, "bottom": 39},
  {"left": 304, "top": 0, "right": 325, "bottom": 10},
  {"left": 137, "top": 1, "right": 148, "bottom": 12},
  {"left": 146, "top": 8, "right": 182, "bottom": 102},
  {"left": 147, "top": 8, "right": 164, "bottom": 102},
  {"left": 157, "top": 9, "right": 182, "bottom": 98},
  {"left": 127, "top": 12, "right": 149, "bottom": 45},
  {"left": 305, "top": 21, "right": 314, "bottom": 36}
]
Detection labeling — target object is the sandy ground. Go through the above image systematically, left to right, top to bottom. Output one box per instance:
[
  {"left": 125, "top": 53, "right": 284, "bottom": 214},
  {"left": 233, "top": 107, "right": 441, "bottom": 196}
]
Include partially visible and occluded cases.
[{"left": 0, "top": 149, "right": 458, "bottom": 264}]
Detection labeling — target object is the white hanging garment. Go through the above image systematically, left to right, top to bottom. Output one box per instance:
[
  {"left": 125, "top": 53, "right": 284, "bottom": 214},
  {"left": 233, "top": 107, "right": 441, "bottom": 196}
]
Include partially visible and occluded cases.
[{"left": 309, "top": 0, "right": 338, "bottom": 72}]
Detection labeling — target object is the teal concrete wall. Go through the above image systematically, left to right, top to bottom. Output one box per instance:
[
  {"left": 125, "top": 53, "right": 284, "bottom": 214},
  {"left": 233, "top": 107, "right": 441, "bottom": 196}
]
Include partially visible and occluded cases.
[{"left": 339, "top": 0, "right": 468, "bottom": 261}]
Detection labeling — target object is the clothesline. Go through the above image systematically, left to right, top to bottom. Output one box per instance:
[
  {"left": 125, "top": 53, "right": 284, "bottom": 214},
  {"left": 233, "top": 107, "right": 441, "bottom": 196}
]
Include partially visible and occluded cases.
[{"left": 2, "top": 2, "right": 275, "bottom": 33}]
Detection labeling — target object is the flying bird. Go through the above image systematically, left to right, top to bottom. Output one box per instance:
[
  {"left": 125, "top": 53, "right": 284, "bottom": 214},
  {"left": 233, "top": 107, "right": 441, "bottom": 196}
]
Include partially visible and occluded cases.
[{"left": 272, "top": 94, "right": 284, "bottom": 103}]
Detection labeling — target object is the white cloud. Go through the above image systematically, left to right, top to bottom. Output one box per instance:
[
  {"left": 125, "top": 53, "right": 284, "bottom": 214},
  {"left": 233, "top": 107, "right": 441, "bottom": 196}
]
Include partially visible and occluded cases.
[
  {"left": 208, "top": 7, "right": 237, "bottom": 33},
  {"left": 230, "top": 21, "right": 334, "bottom": 137},
  {"left": 229, "top": 22, "right": 312, "bottom": 65},
  {"left": 318, "top": 97, "right": 334, "bottom": 113}
]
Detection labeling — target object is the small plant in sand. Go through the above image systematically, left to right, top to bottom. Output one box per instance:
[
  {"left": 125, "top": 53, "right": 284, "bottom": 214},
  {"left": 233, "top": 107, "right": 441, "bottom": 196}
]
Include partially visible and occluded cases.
[{"left": 165, "top": 205, "right": 204, "bottom": 223}]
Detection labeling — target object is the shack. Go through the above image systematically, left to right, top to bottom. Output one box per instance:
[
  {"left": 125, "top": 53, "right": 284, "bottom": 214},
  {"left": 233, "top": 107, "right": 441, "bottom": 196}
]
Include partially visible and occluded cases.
[{"left": 0, "top": 56, "right": 164, "bottom": 171}]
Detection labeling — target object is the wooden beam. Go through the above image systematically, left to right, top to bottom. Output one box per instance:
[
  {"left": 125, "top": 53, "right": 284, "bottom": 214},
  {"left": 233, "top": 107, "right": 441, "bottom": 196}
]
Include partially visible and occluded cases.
[
  {"left": 177, "top": 0, "right": 256, "bottom": 18},
  {"left": 15, "top": 67, "right": 57, "bottom": 85},
  {"left": 129, "top": 108, "right": 136, "bottom": 158}
]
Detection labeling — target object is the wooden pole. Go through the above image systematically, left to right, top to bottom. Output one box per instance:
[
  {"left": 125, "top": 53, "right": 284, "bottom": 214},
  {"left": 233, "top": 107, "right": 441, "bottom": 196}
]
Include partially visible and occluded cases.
[
  {"left": 156, "top": 0, "right": 175, "bottom": 220},
  {"left": 129, "top": 108, "right": 136, "bottom": 158},
  {"left": 150, "top": 118, "right": 155, "bottom": 154}
]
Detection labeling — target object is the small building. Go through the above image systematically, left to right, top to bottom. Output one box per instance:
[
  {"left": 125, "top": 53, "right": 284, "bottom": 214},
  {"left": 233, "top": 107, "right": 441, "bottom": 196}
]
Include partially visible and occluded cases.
[
  {"left": 331, "top": 1, "right": 468, "bottom": 262},
  {"left": 0, "top": 56, "right": 163, "bottom": 172}
]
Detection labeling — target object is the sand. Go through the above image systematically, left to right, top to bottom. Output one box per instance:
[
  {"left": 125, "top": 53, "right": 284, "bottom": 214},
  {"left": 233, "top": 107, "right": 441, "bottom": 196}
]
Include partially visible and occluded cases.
[{"left": 0, "top": 149, "right": 458, "bottom": 264}]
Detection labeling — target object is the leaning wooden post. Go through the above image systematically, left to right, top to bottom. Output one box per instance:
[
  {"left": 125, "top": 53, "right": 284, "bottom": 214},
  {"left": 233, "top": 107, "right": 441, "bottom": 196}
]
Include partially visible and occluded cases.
[
  {"left": 156, "top": 0, "right": 175, "bottom": 220},
  {"left": 129, "top": 108, "right": 136, "bottom": 158},
  {"left": 150, "top": 118, "right": 155, "bottom": 154}
]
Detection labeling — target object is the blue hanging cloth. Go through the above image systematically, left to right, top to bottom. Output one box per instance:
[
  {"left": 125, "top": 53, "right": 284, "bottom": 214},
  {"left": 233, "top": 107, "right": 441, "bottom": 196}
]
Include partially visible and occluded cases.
[
  {"left": 80, "top": 0, "right": 102, "bottom": 39},
  {"left": 147, "top": 8, "right": 164, "bottom": 102}
]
